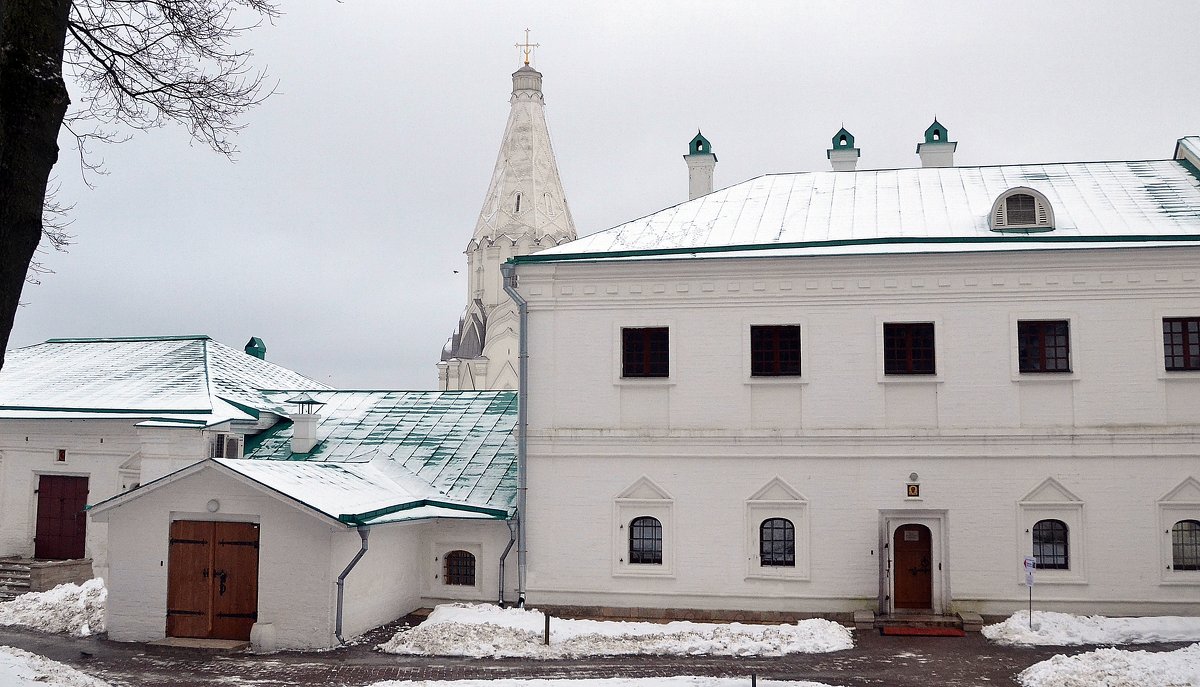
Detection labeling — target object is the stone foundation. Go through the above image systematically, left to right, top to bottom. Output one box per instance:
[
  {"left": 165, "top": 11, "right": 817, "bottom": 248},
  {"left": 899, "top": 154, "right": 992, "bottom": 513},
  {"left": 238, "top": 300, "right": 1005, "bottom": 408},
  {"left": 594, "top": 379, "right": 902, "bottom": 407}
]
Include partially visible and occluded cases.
[
  {"left": 29, "top": 558, "right": 93, "bottom": 591},
  {"left": 531, "top": 603, "right": 854, "bottom": 625}
]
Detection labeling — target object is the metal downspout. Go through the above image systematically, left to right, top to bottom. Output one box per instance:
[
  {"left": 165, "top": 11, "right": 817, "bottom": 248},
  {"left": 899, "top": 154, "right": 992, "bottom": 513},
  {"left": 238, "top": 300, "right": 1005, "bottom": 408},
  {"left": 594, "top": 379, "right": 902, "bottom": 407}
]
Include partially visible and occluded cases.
[
  {"left": 500, "top": 261, "right": 528, "bottom": 607},
  {"left": 497, "top": 518, "right": 517, "bottom": 605},
  {"left": 334, "top": 525, "right": 370, "bottom": 644}
]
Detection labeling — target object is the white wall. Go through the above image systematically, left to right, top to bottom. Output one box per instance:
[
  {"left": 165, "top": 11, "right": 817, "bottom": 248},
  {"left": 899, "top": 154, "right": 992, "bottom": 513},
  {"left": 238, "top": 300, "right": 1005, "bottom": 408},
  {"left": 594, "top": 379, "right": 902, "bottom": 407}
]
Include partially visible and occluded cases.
[
  {"left": 517, "top": 246, "right": 1200, "bottom": 616},
  {"left": 100, "top": 467, "right": 338, "bottom": 648},
  {"left": 420, "top": 518, "right": 518, "bottom": 607}
]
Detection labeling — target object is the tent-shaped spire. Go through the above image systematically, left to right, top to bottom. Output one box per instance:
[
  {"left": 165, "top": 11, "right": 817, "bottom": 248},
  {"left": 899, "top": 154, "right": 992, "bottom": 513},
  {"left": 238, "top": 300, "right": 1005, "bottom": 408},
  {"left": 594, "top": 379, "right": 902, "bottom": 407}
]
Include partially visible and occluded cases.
[{"left": 471, "top": 64, "right": 576, "bottom": 246}]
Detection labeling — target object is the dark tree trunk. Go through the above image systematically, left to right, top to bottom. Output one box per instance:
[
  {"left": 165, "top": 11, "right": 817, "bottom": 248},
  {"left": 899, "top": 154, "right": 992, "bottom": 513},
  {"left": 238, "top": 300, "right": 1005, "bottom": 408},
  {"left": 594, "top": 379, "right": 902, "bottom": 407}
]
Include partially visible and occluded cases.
[{"left": 0, "top": 0, "right": 72, "bottom": 371}]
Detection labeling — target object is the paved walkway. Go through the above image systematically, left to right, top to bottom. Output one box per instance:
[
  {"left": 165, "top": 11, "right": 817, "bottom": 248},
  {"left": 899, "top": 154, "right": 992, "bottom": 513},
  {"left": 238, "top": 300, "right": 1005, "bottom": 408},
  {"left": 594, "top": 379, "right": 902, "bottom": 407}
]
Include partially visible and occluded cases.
[{"left": 0, "top": 622, "right": 1192, "bottom": 687}]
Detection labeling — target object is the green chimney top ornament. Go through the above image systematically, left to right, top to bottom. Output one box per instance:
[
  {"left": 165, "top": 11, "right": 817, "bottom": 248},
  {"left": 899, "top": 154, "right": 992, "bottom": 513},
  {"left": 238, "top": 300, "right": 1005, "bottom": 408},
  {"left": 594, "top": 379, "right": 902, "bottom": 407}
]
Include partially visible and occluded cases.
[
  {"left": 924, "top": 119, "right": 952, "bottom": 144},
  {"left": 832, "top": 127, "right": 855, "bottom": 149},
  {"left": 688, "top": 130, "right": 714, "bottom": 157}
]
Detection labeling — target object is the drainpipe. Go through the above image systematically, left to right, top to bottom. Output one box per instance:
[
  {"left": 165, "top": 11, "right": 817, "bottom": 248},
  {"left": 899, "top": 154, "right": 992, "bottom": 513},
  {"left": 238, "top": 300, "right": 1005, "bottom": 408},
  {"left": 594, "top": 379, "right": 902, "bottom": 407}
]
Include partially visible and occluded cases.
[
  {"left": 499, "top": 261, "right": 528, "bottom": 608},
  {"left": 497, "top": 518, "right": 517, "bottom": 606},
  {"left": 334, "top": 525, "right": 370, "bottom": 644}
]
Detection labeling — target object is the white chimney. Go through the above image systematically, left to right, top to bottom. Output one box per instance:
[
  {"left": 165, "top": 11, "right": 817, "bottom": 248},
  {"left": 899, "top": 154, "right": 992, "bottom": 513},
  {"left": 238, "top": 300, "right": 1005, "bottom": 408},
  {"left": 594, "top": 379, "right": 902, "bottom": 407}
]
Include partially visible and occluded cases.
[
  {"left": 917, "top": 119, "right": 956, "bottom": 168},
  {"left": 827, "top": 127, "right": 860, "bottom": 172},
  {"left": 683, "top": 131, "right": 717, "bottom": 199},
  {"left": 285, "top": 393, "right": 324, "bottom": 454}
]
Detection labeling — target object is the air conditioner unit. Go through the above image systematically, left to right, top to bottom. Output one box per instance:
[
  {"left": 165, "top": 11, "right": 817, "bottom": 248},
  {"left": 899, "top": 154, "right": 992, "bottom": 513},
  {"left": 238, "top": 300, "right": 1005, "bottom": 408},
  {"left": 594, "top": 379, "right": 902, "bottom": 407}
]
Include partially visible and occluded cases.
[{"left": 210, "top": 433, "right": 241, "bottom": 459}]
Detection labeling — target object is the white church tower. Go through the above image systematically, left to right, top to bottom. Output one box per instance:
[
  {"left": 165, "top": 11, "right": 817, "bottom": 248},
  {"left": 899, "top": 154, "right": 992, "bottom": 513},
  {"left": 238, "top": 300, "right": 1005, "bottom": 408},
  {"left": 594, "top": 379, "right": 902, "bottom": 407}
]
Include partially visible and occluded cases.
[{"left": 438, "top": 42, "right": 577, "bottom": 391}]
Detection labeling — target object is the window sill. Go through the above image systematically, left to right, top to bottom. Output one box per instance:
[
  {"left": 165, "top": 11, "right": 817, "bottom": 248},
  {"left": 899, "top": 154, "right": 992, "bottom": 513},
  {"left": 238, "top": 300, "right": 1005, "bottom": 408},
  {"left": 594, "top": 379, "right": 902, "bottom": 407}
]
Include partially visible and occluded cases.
[
  {"left": 1158, "top": 370, "right": 1200, "bottom": 381},
  {"left": 1013, "top": 372, "right": 1079, "bottom": 383},
  {"left": 878, "top": 375, "right": 943, "bottom": 384},
  {"left": 744, "top": 376, "right": 808, "bottom": 386},
  {"left": 614, "top": 378, "right": 675, "bottom": 387},
  {"left": 613, "top": 566, "right": 675, "bottom": 579},
  {"left": 745, "top": 571, "right": 810, "bottom": 582},
  {"left": 1020, "top": 575, "right": 1088, "bottom": 585},
  {"left": 1159, "top": 577, "right": 1200, "bottom": 586}
]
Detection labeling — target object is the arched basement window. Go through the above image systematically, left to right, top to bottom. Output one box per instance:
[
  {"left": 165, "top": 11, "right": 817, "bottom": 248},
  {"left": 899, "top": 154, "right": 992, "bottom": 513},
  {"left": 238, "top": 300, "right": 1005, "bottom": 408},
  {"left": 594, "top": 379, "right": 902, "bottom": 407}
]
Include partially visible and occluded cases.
[
  {"left": 629, "top": 516, "right": 662, "bottom": 564},
  {"left": 759, "top": 518, "right": 795, "bottom": 567},
  {"left": 1032, "top": 519, "right": 1069, "bottom": 570},
  {"left": 1173, "top": 520, "right": 1200, "bottom": 571},
  {"left": 444, "top": 550, "right": 476, "bottom": 585}
]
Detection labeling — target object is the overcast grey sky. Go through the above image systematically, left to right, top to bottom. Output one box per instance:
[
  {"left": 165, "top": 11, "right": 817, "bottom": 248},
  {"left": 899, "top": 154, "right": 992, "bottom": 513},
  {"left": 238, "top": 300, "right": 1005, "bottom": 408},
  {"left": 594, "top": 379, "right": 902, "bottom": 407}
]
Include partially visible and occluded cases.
[{"left": 11, "top": 1, "right": 1200, "bottom": 388}]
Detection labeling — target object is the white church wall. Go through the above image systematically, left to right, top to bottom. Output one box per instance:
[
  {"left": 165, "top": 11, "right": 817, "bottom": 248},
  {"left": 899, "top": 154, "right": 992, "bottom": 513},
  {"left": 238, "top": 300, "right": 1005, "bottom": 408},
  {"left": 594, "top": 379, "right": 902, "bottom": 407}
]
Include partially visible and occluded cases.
[
  {"left": 518, "top": 245, "right": 1200, "bottom": 615},
  {"left": 0, "top": 419, "right": 141, "bottom": 570},
  {"left": 100, "top": 467, "right": 337, "bottom": 648},
  {"left": 419, "top": 518, "right": 518, "bottom": 606},
  {"left": 331, "top": 522, "right": 422, "bottom": 642}
]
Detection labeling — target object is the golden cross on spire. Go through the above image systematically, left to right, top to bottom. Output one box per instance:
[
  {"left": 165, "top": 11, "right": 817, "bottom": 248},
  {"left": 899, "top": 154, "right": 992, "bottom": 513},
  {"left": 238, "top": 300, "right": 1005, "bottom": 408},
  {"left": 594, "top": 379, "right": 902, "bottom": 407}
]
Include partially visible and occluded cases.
[{"left": 515, "top": 28, "right": 539, "bottom": 66}]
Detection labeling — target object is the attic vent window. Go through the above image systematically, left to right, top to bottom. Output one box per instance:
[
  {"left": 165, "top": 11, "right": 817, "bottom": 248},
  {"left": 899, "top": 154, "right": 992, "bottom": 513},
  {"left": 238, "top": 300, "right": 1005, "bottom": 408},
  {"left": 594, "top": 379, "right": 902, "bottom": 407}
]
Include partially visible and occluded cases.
[{"left": 990, "top": 187, "right": 1055, "bottom": 233}]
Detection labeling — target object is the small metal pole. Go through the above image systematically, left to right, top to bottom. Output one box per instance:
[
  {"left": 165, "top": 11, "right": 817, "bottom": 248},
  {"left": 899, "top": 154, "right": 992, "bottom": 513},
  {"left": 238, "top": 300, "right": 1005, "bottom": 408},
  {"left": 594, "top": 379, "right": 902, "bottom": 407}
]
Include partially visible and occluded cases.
[
  {"left": 1029, "top": 586, "right": 1033, "bottom": 630},
  {"left": 544, "top": 611, "right": 550, "bottom": 645},
  {"left": 751, "top": 673, "right": 757, "bottom": 687}
]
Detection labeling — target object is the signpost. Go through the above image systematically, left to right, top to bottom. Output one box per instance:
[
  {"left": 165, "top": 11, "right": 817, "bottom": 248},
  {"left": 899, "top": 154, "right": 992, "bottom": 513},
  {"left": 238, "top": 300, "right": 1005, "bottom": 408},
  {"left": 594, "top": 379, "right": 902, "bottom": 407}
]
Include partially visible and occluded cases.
[{"left": 1023, "top": 556, "right": 1037, "bottom": 629}]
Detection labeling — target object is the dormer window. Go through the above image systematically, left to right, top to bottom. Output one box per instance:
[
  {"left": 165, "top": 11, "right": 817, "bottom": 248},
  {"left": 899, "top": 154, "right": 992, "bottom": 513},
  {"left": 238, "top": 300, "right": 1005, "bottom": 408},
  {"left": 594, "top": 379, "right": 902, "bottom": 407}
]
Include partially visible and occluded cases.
[{"left": 990, "top": 187, "right": 1054, "bottom": 232}]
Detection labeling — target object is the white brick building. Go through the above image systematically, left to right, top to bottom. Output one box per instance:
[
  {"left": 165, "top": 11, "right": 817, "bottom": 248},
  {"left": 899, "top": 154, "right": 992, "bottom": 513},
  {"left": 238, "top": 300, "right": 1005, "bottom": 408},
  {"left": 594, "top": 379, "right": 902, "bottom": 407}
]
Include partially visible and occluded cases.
[{"left": 505, "top": 133, "right": 1200, "bottom": 619}]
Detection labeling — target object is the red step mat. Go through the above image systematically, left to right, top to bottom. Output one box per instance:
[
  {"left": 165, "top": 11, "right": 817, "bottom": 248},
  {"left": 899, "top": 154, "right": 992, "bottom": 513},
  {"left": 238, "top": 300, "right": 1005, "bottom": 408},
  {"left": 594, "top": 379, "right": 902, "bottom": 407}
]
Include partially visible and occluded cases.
[{"left": 881, "top": 626, "right": 966, "bottom": 637}]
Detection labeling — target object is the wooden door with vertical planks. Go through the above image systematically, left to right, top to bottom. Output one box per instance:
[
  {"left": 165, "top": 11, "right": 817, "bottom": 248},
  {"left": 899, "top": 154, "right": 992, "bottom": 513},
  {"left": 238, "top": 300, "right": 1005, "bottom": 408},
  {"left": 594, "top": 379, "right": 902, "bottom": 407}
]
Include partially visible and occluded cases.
[
  {"left": 34, "top": 475, "right": 89, "bottom": 560},
  {"left": 166, "top": 521, "right": 259, "bottom": 640}
]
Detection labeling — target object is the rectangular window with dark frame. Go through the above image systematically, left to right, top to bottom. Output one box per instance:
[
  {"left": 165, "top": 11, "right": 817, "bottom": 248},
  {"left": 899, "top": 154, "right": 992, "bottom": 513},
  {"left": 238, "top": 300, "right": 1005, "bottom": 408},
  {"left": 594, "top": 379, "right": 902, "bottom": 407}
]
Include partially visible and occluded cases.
[
  {"left": 1164, "top": 317, "right": 1200, "bottom": 371},
  {"left": 1018, "top": 320, "right": 1071, "bottom": 373},
  {"left": 883, "top": 322, "right": 936, "bottom": 375},
  {"left": 750, "top": 325, "right": 802, "bottom": 377},
  {"left": 622, "top": 327, "right": 669, "bottom": 378}
]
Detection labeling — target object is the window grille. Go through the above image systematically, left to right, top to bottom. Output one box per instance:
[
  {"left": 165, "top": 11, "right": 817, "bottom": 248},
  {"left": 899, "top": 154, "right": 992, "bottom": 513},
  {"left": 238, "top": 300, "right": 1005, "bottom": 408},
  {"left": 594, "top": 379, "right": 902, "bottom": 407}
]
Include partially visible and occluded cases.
[
  {"left": 1163, "top": 318, "right": 1200, "bottom": 371},
  {"left": 1018, "top": 320, "right": 1071, "bottom": 372},
  {"left": 883, "top": 322, "right": 936, "bottom": 375},
  {"left": 751, "top": 326, "right": 802, "bottom": 377},
  {"left": 622, "top": 327, "right": 669, "bottom": 378},
  {"left": 629, "top": 516, "right": 663, "bottom": 564},
  {"left": 759, "top": 518, "right": 796, "bottom": 567},
  {"left": 1032, "top": 519, "right": 1069, "bottom": 570},
  {"left": 1172, "top": 520, "right": 1200, "bottom": 571},
  {"left": 444, "top": 550, "right": 476, "bottom": 585}
]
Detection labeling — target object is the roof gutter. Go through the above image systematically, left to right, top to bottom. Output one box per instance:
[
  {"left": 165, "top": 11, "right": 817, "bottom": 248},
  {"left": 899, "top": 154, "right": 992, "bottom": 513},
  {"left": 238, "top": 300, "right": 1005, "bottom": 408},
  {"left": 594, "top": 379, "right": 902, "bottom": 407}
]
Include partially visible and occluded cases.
[
  {"left": 499, "top": 261, "right": 528, "bottom": 608},
  {"left": 334, "top": 525, "right": 370, "bottom": 644}
]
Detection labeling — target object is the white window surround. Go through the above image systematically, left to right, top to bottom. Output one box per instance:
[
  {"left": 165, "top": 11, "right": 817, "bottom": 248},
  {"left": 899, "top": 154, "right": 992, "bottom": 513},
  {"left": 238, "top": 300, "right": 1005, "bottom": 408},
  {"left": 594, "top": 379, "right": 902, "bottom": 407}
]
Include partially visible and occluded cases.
[
  {"left": 990, "top": 187, "right": 1055, "bottom": 232},
  {"left": 1154, "top": 308, "right": 1200, "bottom": 380},
  {"left": 1009, "top": 312, "right": 1080, "bottom": 382},
  {"left": 875, "top": 316, "right": 944, "bottom": 384},
  {"left": 741, "top": 319, "right": 808, "bottom": 385},
  {"left": 612, "top": 320, "right": 677, "bottom": 386},
  {"left": 612, "top": 476, "right": 674, "bottom": 578},
  {"left": 745, "top": 477, "right": 810, "bottom": 580},
  {"left": 1157, "top": 477, "right": 1200, "bottom": 585},
  {"left": 1017, "top": 478, "right": 1087, "bottom": 585},
  {"left": 432, "top": 541, "right": 484, "bottom": 598}
]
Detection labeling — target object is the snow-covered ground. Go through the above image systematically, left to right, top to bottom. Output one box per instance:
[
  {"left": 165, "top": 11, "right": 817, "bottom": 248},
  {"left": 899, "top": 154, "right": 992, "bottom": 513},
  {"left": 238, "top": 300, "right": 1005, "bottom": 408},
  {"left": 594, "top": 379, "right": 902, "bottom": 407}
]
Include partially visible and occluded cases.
[
  {"left": 0, "top": 579, "right": 106, "bottom": 637},
  {"left": 378, "top": 603, "right": 853, "bottom": 658},
  {"left": 983, "top": 611, "right": 1200, "bottom": 647},
  {"left": 1019, "top": 642, "right": 1200, "bottom": 687},
  {"left": 0, "top": 646, "right": 112, "bottom": 687},
  {"left": 367, "top": 680, "right": 837, "bottom": 687}
]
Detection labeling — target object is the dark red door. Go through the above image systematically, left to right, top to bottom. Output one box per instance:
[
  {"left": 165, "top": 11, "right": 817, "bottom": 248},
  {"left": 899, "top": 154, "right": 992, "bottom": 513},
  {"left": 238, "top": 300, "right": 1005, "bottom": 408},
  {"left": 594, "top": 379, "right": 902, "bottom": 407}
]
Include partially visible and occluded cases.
[
  {"left": 34, "top": 475, "right": 89, "bottom": 560},
  {"left": 167, "top": 521, "right": 259, "bottom": 640},
  {"left": 893, "top": 524, "right": 933, "bottom": 610}
]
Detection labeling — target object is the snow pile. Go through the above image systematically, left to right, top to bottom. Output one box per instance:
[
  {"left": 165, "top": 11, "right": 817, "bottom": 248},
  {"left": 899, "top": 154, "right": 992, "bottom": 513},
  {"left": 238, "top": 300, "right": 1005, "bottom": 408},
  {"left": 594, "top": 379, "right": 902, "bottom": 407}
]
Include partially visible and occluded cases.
[
  {"left": 0, "top": 579, "right": 106, "bottom": 637},
  {"left": 378, "top": 603, "right": 853, "bottom": 658},
  {"left": 983, "top": 611, "right": 1200, "bottom": 647},
  {"left": 1019, "top": 642, "right": 1200, "bottom": 687},
  {"left": 0, "top": 646, "right": 112, "bottom": 687},
  {"left": 367, "top": 679, "right": 836, "bottom": 687}
]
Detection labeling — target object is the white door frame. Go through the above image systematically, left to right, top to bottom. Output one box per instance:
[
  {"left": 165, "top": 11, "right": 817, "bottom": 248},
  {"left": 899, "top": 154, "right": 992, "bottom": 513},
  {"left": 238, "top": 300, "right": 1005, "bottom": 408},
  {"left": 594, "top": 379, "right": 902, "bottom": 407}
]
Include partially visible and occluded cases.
[{"left": 877, "top": 509, "right": 950, "bottom": 615}]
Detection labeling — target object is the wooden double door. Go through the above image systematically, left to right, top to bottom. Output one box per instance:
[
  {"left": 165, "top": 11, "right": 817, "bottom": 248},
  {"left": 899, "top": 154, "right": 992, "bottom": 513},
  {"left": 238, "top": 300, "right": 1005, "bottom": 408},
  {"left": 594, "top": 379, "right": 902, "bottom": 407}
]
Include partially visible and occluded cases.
[
  {"left": 34, "top": 475, "right": 89, "bottom": 560},
  {"left": 167, "top": 520, "right": 260, "bottom": 640}
]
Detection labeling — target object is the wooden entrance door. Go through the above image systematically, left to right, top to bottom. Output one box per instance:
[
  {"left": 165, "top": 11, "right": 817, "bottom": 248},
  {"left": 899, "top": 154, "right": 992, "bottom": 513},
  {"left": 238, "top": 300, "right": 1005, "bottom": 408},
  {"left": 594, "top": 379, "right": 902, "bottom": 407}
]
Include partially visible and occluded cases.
[
  {"left": 34, "top": 475, "right": 89, "bottom": 560},
  {"left": 166, "top": 520, "right": 260, "bottom": 640},
  {"left": 893, "top": 524, "right": 933, "bottom": 611}
]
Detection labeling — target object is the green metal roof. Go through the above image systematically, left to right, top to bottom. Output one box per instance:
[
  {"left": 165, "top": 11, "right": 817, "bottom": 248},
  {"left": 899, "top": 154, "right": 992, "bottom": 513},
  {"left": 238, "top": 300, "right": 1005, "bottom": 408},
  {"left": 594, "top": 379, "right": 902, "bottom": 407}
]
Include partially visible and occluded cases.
[{"left": 244, "top": 390, "right": 518, "bottom": 512}]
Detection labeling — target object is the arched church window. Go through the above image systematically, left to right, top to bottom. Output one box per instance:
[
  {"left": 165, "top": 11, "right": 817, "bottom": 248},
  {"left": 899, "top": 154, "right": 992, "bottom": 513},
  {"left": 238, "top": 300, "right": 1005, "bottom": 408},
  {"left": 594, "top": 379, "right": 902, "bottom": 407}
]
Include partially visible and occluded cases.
[
  {"left": 629, "top": 516, "right": 662, "bottom": 564},
  {"left": 759, "top": 518, "right": 795, "bottom": 567},
  {"left": 1032, "top": 519, "right": 1069, "bottom": 569},
  {"left": 1173, "top": 520, "right": 1200, "bottom": 571},
  {"left": 444, "top": 550, "right": 475, "bottom": 585}
]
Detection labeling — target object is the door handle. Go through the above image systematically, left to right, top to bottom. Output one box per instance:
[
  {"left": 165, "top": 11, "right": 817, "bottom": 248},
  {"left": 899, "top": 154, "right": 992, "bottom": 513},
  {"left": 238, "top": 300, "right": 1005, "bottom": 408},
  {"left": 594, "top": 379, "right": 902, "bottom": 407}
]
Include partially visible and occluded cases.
[
  {"left": 202, "top": 567, "right": 209, "bottom": 579},
  {"left": 216, "top": 570, "right": 228, "bottom": 596}
]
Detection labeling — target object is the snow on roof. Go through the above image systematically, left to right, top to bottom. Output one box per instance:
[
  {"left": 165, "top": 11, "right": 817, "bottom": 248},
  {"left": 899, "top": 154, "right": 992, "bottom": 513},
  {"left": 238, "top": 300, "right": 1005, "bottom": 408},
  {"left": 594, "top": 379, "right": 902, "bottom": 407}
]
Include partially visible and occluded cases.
[
  {"left": 520, "top": 155, "right": 1200, "bottom": 263},
  {"left": 0, "top": 336, "right": 328, "bottom": 423},
  {"left": 244, "top": 390, "right": 518, "bottom": 513}
]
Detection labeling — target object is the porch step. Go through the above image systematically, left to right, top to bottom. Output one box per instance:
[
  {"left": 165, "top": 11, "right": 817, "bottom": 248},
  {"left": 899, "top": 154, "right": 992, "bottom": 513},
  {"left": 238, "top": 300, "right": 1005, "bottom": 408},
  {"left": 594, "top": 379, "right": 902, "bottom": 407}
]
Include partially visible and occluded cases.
[
  {"left": 0, "top": 560, "right": 32, "bottom": 602},
  {"left": 876, "top": 613, "right": 966, "bottom": 637}
]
